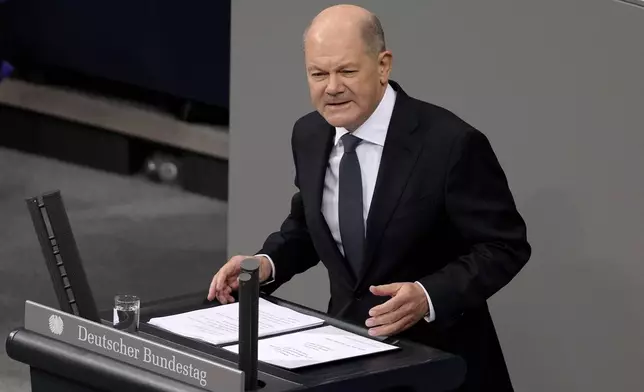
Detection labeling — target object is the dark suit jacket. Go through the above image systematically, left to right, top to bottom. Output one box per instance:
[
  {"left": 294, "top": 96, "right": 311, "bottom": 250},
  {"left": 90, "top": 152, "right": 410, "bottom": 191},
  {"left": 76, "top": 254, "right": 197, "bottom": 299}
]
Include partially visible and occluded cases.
[{"left": 259, "top": 81, "right": 531, "bottom": 391}]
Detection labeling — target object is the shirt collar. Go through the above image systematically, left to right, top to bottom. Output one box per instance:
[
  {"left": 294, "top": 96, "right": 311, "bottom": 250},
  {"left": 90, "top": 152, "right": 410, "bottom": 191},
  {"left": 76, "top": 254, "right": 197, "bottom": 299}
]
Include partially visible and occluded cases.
[{"left": 334, "top": 83, "right": 396, "bottom": 147}]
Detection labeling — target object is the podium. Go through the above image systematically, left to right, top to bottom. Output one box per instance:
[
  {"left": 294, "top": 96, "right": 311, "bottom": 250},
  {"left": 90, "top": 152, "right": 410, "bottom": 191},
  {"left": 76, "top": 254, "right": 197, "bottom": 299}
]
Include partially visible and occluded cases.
[
  {"left": 8, "top": 190, "right": 466, "bottom": 391},
  {"left": 7, "top": 291, "right": 466, "bottom": 392}
]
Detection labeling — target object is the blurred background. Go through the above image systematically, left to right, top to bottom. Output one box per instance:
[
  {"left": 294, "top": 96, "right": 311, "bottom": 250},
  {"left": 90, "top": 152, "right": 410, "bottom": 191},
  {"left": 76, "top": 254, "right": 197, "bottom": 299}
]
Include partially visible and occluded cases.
[
  {"left": 0, "top": 1, "right": 231, "bottom": 390},
  {"left": 1, "top": 1, "right": 644, "bottom": 391}
]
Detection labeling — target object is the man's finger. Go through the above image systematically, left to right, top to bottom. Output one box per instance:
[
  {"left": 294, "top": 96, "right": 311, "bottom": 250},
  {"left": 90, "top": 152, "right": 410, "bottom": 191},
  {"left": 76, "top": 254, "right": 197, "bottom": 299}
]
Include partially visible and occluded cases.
[
  {"left": 218, "top": 259, "right": 241, "bottom": 291},
  {"left": 215, "top": 264, "right": 232, "bottom": 292},
  {"left": 207, "top": 273, "right": 219, "bottom": 301},
  {"left": 224, "top": 275, "right": 239, "bottom": 291},
  {"left": 226, "top": 275, "right": 239, "bottom": 286},
  {"left": 216, "top": 282, "right": 232, "bottom": 302},
  {"left": 369, "top": 283, "right": 403, "bottom": 297},
  {"left": 217, "top": 285, "right": 234, "bottom": 304},
  {"left": 369, "top": 293, "right": 405, "bottom": 317},
  {"left": 220, "top": 295, "right": 235, "bottom": 304},
  {"left": 366, "top": 303, "right": 408, "bottom": 328},
  {"left": 368, "top": 314, "right": 415, "bottom": 337}
]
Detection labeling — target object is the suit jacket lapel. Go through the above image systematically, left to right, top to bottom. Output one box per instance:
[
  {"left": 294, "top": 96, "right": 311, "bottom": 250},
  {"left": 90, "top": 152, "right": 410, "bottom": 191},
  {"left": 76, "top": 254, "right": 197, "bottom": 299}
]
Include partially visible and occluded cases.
[
  {"left": 357, "top": 84, "right": 423, "bottom": 290},
  {"left": 298, "top": 122, "right": 357, "bottom": 289},
  {"left": 299, "top": 125, "right": 333, "bottom": 217}
]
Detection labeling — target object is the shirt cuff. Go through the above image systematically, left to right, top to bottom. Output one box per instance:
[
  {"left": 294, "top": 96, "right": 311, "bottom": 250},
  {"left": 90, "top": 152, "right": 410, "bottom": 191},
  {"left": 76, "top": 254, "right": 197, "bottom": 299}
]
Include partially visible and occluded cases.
[
  {"left": 254, "top": 254, "right": 275, "bottom": 285},
  {"left": 415, "top": 281, "right": 436, "bottom": 323}
]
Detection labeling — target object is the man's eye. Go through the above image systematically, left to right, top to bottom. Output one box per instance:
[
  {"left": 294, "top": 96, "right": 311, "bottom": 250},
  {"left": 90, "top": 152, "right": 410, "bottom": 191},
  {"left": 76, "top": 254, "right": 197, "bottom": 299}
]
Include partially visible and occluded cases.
[
  {"left": 342, "top": 70, "right": 356, "bottom": 74},
  {"left": 312, "top": 72, "right": 326, "bottom": 77}
]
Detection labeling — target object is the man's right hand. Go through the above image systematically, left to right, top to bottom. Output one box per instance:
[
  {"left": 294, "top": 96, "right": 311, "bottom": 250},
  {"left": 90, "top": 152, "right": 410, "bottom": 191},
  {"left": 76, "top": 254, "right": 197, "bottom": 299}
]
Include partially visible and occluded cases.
[{"left": 207, "top": 255, "right": 273, "bottom": 304}]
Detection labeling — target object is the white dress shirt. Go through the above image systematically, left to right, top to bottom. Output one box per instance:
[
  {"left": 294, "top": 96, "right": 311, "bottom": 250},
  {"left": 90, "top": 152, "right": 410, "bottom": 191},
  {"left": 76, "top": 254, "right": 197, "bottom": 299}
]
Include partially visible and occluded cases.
[{"left": 259, "top": 84, "right": 436, "bottom": 323}]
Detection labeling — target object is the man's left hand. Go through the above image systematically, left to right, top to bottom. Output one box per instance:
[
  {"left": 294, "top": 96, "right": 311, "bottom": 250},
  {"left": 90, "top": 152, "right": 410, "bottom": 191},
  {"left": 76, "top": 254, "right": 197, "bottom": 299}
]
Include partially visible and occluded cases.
[{"left": 366, "top": 282, "right": 429, "bottom": 337}]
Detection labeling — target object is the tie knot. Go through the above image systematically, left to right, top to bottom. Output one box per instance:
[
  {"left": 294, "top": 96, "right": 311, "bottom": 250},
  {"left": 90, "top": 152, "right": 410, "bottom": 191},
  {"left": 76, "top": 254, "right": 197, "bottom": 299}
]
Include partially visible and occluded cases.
[{"left": 341, "top": 133, "right": 362, "bottom": 153}]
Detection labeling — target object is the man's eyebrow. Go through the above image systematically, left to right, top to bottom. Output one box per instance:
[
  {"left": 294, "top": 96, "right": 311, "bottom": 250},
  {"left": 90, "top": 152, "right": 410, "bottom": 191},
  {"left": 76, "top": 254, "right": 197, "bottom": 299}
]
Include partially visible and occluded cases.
[{"left": 307, "top": 63, "right": 357, "bottom": 72}]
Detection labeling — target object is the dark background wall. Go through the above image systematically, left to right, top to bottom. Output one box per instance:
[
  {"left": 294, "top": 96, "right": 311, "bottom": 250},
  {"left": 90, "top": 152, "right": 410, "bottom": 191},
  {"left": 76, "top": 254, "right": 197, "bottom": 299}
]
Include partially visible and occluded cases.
[{"left": 0, "top": 0, "right": 231, "bottom": 109}]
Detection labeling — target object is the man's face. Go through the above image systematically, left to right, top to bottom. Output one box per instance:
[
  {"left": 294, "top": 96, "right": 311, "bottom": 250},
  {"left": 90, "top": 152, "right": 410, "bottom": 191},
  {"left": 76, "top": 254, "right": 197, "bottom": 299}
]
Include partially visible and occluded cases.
[{"left": 304, "top": 30, "right": 391, "bottom": 131}]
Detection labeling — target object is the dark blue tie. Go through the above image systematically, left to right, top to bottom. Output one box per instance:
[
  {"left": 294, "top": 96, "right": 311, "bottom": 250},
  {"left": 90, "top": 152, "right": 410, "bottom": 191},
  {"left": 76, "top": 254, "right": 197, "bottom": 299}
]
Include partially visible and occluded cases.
[{"left": 338, "top": 133, "right": 365, "bottom": 277}]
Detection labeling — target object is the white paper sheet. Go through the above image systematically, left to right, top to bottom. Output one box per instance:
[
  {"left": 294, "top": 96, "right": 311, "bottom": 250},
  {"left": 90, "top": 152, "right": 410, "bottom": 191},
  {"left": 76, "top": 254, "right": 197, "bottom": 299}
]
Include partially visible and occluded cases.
[
  {"left": 147, "top": 298, "right": 324, "bottom": 346},
  {"left": 223, "top": 325, "right": 399, "bottom": 369}
]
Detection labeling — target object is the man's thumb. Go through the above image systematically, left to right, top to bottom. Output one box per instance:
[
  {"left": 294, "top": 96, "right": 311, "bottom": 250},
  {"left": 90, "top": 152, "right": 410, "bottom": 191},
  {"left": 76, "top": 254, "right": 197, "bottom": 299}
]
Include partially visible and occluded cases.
[{"left": 370, "top": 283, "right": 402, "bottom": 296}]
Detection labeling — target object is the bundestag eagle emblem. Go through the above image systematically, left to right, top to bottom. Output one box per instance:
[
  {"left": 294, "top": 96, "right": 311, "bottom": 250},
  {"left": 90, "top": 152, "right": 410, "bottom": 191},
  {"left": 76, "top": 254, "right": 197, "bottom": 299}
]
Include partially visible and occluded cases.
[{"left": 48, "top": 315, "right": 64, "bottom": 335}]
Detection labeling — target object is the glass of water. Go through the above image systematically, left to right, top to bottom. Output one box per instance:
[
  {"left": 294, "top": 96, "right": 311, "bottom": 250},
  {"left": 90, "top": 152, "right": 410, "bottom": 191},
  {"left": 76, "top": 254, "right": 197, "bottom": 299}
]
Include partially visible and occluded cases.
[{"left": 113, "top": 294, "right": 140, "bottom": 332}]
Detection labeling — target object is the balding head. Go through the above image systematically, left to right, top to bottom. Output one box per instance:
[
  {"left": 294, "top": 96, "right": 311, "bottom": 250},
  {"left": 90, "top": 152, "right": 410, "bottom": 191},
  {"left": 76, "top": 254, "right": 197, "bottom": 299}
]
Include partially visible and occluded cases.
[
  {"left": 303, "top": 4, "right": 386, "bottom": 56},
  {"left": 302, "top": 5, "right": 393, "bottom": 131}
]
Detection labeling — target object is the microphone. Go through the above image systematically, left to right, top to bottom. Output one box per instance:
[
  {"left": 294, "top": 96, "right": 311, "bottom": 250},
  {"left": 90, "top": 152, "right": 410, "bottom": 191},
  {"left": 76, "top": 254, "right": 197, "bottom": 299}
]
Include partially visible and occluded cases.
[{"left": 238, "top": 258, "right": 260, "bottom": 390}]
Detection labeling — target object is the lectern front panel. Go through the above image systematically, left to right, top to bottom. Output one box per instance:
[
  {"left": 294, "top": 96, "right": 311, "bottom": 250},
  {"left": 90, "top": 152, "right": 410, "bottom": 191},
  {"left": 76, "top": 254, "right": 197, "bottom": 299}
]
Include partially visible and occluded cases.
[{"left": 24, "top": 301, "right": 245, "bottom": 392}]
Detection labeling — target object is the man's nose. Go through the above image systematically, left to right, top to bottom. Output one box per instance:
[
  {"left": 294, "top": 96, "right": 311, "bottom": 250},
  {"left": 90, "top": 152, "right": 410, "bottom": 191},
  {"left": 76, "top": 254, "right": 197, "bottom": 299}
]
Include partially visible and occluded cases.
[{"left": 325, "top": 74, "right": 345, "bottom": 96}]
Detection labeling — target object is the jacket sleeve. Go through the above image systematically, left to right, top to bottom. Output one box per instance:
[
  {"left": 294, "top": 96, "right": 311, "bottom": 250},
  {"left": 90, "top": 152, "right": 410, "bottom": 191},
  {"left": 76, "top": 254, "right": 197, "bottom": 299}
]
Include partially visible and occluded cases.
[
  {"left": 256, "top": 125, "right": 321, "bottom": 294},
  {"left": 418, "top": 128, "right": 531, "bottom": 325}
]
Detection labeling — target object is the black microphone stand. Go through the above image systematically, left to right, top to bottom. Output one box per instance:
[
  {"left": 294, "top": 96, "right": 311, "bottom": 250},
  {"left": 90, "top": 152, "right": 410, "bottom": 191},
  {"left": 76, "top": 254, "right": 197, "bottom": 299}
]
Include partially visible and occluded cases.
[{"left": 238, "top": 258, "right": 260, "bottom": 390}]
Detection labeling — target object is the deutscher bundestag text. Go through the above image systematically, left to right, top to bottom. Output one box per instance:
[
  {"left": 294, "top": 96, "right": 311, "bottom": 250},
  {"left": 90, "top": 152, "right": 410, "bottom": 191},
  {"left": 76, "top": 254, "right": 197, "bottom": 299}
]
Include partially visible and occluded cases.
[{"left": 77, "top": 325, "right": 208, "bottom": 386}]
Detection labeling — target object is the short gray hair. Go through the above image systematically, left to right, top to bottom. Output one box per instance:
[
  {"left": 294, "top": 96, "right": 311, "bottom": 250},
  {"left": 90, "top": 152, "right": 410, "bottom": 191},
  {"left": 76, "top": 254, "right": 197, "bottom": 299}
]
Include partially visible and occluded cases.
[
  {"left": 303, "top": 13, "right": 386, "bottom": 55},
  {"left": 360, "top": 13, "right": 386, "bottom": 55}
]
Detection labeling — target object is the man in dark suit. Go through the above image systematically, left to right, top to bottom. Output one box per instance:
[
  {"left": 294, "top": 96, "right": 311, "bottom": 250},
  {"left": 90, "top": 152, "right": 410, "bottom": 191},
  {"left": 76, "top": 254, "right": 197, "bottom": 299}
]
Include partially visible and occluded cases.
[{"left": 208, "top": 4, "right": 530, "bottom": 391}]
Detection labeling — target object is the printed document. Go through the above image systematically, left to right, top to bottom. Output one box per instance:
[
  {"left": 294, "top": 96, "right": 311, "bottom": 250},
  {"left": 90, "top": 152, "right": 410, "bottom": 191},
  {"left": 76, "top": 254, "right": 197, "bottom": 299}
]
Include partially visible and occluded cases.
[
  {"left": 147, "top": 298, "right": 324, "bottom": 346},
  {"left": 223, "top": 325, "right": 399, "bottom": 369}
]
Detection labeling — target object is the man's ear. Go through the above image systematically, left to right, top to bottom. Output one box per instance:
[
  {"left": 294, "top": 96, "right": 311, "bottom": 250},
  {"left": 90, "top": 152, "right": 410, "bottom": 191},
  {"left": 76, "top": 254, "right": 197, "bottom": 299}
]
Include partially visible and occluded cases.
[{"left": 378, "top": 51, "right": 393, "bottom": 85}]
